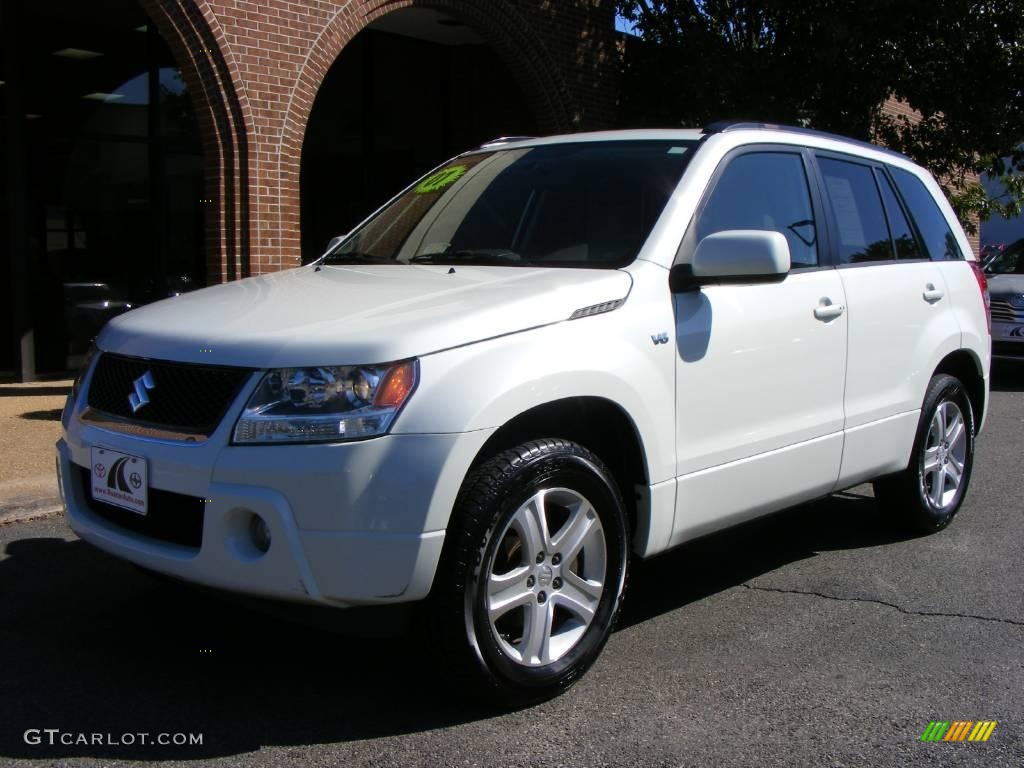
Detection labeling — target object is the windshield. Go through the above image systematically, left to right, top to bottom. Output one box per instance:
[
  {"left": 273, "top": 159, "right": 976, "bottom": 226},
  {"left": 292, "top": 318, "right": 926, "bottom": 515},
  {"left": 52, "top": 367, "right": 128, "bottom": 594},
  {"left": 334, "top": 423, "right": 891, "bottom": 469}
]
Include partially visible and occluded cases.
[
  {"left": 322, "top": 140, "right": 697, "bottom": 269},
  {"left": 985, "top": 239, "right": 1024, "bottom": 274}
]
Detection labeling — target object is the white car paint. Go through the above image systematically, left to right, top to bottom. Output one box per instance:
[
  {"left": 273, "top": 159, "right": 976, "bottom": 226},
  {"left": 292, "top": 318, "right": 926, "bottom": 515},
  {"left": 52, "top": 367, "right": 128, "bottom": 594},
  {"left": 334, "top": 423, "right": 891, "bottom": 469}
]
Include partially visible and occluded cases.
[
  {"left": 58, "top": 126, "right": 991, "bottom": 608},
  {"left": 98, "top": 263, "right": 632, "bottom": 368},
  {"left": 670, "top": 269, "right": 849, "bottom": 544}
]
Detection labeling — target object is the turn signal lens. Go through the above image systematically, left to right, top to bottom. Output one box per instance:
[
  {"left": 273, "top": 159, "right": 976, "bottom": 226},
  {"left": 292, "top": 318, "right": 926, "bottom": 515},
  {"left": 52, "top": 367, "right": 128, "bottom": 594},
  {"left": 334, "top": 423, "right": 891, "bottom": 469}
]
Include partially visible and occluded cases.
[{"left": 374, "top": 360, "right": 417, "bottom": 407}]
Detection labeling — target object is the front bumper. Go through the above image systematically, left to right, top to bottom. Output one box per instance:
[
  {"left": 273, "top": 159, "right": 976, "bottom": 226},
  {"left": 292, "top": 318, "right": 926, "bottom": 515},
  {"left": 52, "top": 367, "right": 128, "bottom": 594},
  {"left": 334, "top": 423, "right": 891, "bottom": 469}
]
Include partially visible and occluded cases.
[
  {"left": 992, "top": 320, "right": 1024, "bottom": 360},
  {"left": 59, "top": 411, "right": 493, "bottom": 607}
]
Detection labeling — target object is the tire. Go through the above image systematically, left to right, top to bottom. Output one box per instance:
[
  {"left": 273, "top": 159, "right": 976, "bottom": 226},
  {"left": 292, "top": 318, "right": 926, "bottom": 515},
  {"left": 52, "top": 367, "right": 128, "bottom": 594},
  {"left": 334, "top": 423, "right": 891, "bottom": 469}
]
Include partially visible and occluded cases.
[
  {"left": 873, "top": 374, "right": 976, "bottom": 533},
  {"left": 433, "top": 438, "right": 629, "bottom": 706}
]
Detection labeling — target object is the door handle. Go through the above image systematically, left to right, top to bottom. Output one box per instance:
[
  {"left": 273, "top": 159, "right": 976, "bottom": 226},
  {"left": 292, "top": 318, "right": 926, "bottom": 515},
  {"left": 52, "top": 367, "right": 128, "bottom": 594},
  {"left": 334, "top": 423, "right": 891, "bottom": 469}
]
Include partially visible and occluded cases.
[
  {"left": 923, "top": 283, "right": 944, "bottom": 303},
  {"left": 813, "top": 299, "right": 845, "bottom": 321}
]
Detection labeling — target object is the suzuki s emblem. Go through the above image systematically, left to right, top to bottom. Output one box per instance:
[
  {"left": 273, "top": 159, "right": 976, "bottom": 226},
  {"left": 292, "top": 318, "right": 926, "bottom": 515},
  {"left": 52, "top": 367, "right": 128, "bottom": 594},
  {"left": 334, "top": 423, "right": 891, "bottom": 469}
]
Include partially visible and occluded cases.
[
  {"left": 651, "top": 332, "right": 670, "bottom": 345},
  {"left": 128, "top": 371, "right": 156, "bottom": 413}
]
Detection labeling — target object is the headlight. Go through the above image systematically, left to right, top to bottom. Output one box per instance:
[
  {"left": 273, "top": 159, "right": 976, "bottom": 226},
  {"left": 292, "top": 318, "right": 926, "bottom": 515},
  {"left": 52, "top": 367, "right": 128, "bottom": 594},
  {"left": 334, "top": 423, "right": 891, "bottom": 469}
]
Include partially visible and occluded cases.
[{"left": 232, "top": 360, "right": 418, "bottom": 444}]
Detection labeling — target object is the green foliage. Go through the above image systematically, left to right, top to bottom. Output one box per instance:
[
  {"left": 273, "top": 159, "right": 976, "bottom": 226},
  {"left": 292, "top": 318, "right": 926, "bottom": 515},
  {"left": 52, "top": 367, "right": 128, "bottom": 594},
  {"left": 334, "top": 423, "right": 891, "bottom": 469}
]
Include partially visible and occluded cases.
[{"left": 616, "top": 0, "right": 1024, "bottom": 235}]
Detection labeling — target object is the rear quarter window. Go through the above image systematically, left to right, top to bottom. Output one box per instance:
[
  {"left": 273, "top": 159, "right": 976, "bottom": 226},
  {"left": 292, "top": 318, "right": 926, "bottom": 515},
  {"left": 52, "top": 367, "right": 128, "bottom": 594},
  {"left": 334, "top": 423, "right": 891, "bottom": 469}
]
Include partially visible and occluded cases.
[{"left": 889, "top": 167, "right": 964, "bottom": 261}]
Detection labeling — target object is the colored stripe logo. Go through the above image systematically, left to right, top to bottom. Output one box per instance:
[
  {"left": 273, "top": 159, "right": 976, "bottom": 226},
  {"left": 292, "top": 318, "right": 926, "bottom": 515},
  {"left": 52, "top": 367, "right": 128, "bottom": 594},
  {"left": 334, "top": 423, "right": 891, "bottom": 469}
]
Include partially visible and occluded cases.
[{"left": 920, "top": 721, "right": 997, "bottom": 742}]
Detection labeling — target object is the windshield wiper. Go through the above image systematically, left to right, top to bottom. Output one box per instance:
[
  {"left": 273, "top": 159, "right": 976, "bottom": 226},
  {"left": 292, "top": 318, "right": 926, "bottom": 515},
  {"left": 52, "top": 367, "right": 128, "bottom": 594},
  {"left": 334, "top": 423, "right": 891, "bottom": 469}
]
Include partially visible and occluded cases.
[
  {"left": 411, "top": 249, "right": 526, "bottom": 265},
  {"left": 321, "top": 252, "right": 397, "bottom": 265}
]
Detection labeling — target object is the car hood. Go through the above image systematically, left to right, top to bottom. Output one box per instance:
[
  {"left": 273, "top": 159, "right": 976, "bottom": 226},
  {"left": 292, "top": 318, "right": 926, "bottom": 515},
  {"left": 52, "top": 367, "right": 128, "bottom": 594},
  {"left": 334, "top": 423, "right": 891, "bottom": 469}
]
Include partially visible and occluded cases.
[
  {"left": 98, "top": 264, "right": 633, "bottom": 367},
  {"left": 987, "top": 273, "right": 1024, "bottom": 297}
]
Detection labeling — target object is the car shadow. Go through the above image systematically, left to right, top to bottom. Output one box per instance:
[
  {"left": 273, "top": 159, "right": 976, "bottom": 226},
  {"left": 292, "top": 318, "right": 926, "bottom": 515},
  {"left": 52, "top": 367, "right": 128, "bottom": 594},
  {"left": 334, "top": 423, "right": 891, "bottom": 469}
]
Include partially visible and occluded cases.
[
  {"left": 18, "top": 408, "right": 64, "bottom": 421},
  {"left": 619, "top": 489, "right": 910, "bottom": 628},
  {"left": 0, "top": 490, "right": 900, "bottom": 761},
  {"left": 0, "top": 535, "right": 497, "bottom": 761}
]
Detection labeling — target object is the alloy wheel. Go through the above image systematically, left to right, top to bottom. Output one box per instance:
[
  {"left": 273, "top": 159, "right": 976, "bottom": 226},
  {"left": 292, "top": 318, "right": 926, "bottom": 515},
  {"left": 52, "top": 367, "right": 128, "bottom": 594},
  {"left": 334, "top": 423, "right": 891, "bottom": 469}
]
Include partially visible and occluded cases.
[
  {"left": 922, "top": 400, "right": 968, "bottom": 510},
  {"left": 485, "top": 487, "right": 606, "bottom": 667}
]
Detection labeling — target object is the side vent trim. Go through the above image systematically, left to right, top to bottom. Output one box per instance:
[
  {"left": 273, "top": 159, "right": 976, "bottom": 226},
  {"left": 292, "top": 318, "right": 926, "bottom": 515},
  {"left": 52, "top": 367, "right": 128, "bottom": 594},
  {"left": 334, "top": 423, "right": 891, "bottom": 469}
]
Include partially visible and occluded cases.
[{"left": 569, "top": 298, "right": 626, "bottom": 320}]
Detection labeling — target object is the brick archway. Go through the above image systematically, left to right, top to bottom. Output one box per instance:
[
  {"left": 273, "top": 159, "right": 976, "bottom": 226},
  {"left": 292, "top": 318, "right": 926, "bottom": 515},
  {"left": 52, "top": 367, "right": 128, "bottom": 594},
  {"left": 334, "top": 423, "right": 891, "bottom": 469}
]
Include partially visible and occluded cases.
[
  {"left": 140, "top": 0, "right": 255, "bottom": 284},
  {"left": 274, "top": 0, "right": 576, "bottom": 272},
  {"left": 138, "top": 1, "right": 615, "bottom": 279}
]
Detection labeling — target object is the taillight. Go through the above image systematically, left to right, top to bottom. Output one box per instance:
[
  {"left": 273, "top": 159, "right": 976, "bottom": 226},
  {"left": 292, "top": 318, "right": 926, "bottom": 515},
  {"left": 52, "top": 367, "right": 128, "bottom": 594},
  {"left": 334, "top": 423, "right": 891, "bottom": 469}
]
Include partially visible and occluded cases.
[{"left": 968, "top": 260, "right": 991, "bottom": 335}]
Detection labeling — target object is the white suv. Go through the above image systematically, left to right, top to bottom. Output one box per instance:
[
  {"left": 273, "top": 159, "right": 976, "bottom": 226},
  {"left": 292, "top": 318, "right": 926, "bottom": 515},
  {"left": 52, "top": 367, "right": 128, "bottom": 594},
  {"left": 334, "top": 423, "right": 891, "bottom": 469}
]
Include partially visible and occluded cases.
[{"left": 58, "top": 124, "right": 991, "bottom": 703}]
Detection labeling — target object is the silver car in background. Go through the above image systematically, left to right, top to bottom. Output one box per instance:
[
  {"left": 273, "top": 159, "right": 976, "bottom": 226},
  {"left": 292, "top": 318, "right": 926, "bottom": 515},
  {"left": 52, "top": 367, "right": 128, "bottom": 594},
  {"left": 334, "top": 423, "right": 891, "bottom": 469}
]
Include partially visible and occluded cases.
[{"left": 985, "top": 238, "right": 1024, "bottom": 361}]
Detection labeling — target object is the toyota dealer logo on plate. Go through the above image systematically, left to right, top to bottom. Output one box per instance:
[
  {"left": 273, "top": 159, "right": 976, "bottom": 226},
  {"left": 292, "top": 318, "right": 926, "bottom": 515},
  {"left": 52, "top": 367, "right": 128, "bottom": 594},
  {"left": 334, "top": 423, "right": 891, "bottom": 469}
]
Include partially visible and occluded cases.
[{"left": 90, "top": 447, "right": 148, "bottom": 516}]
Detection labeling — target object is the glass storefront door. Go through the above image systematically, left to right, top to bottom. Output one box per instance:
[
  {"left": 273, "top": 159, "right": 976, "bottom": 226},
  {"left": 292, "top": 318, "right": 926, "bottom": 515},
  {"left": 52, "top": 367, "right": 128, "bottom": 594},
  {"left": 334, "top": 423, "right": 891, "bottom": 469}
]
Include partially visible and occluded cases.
[{"left": 1, "top": 0, "right": 204, "bottom": 374}]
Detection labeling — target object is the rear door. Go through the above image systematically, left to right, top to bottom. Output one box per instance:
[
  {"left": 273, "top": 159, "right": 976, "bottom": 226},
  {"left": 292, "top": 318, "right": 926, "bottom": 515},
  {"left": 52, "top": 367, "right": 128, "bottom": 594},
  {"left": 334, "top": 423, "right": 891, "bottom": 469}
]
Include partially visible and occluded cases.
[
  {"left": 671, "top": 147, "right": 848, "bottom": 545},
  {"left": 815, "top": 154, "right": 961, "bottom": 487},
  {"left": 888, "top": 167, "right": 990, "bottom": 384}
]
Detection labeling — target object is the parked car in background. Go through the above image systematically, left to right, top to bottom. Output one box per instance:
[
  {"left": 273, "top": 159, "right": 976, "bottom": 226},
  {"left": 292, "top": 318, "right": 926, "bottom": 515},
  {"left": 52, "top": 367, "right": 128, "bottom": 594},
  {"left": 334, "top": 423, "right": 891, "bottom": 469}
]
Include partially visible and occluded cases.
[
  {"left": 59, "top": 124, "right": 990, "bottom": 703},
  {"left": 984, "top": 238, "right": 1024, "bottom": 360},
  {"left": 979, "top": 242, "right": 1005, "bottom": 269},
  {"left": 132, "top": 273, "right": 199, "bottom": 303},
  {"left": 63, "top": 282, "right": 134, "bottom": 368}
]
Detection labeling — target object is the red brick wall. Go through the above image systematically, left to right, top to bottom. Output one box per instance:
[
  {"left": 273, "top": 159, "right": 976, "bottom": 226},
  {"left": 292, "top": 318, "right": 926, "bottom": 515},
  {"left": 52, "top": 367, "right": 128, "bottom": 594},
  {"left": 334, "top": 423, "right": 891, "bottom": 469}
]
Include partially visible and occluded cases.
[
  {"left": 143, "top": 0, "right": 619, "bottom": 283},
  {"left": 880, "top": 96, "right": 981, "bottom": 256}
]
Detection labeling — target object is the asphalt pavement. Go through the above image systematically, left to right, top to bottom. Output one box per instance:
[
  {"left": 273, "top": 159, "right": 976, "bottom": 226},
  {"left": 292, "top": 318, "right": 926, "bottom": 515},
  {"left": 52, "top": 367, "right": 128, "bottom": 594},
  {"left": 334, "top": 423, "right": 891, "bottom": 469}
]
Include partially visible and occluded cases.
[{"left": 0, "top": 366, "right": 1021, "bottom": 767}]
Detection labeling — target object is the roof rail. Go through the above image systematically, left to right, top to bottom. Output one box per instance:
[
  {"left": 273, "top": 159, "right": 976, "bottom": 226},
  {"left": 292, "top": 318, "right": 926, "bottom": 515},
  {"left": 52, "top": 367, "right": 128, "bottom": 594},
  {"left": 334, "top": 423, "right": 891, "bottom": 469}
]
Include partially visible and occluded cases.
[
  {"left": 701, "top": 121, "right": 909, "bottom": 160},
  {"left": 479, "top": 135, "right": 536, "bottom": 147}
]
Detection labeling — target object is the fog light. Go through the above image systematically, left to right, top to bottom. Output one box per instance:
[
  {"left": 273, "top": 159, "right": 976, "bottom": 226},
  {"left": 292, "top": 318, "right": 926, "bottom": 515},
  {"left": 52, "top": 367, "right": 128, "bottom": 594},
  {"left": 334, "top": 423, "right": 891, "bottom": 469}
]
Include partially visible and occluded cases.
[{"left": 249, "top": 514, "right": 271, "bottom": 553}]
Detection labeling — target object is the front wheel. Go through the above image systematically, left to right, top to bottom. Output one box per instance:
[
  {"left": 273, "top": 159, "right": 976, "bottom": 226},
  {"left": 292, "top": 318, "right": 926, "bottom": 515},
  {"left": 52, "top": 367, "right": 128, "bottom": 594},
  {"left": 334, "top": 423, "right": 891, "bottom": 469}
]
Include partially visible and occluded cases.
[
  {"left": 874, "top": 373, "right": 976, "bottom": 533},
  {"left": 434, "top": 439, "right": 629, "bottom": 705}
]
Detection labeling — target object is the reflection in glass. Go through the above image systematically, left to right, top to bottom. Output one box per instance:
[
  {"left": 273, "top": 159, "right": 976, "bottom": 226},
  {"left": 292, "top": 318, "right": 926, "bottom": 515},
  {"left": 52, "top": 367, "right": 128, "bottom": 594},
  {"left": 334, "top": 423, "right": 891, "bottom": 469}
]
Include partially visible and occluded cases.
[
  {"left": 1, "top": 0, "right": 206, "bottom": 371},
  {"left": 326, "top": 142, "right": 696, "bottom": 269},
  {"left": 696, "top": 152, "right": 819, "bottom": 268},
  {"left": 819, "top": 157, "right": 893, "bottom": 264}
]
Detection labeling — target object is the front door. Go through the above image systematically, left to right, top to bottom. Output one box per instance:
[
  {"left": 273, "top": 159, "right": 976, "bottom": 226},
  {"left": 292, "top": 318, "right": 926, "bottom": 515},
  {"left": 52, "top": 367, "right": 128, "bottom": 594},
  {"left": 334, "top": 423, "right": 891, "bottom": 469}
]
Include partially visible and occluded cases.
[{"left": 671, "top": 148, "right": 847, "bottom": 545}]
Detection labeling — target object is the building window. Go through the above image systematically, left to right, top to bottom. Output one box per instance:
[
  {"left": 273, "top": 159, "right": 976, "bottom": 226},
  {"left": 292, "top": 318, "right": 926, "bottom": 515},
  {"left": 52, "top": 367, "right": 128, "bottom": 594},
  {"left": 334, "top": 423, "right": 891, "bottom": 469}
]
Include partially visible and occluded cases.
[{"left": 1, "top": 0, "right": 204, "bottom": 373}]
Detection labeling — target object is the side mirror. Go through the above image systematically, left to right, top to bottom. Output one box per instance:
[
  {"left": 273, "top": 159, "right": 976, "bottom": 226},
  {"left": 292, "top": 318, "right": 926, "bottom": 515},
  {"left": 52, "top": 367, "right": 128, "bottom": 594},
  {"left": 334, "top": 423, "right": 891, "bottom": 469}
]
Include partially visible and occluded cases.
[
  {"left": 670, "top": 230, "right": 791, "bottom": 293},
  {"left": 323, "top": 235, "right": 346, "bottom": 255}
]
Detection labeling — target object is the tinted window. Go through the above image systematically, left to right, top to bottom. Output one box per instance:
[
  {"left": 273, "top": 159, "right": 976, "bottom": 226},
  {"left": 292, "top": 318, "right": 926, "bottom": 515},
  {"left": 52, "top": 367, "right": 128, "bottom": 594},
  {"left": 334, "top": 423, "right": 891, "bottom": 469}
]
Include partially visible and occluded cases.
[
  {"left": 323, "top": 141, "right": 696, "bottom": 268},
  {"left": 695, "top": 152, "right": 818, "bottom": 268},
  {"left": 818, "top": 157, "right": 893, "bottom": 263},
  {"left": 890, "top": 167, "right": 963, "bottom": 261},
  {"left": 876, "top": 170, "right": 923, "bottom": 260},
  {"left": 985, "top": 238, "right": 1024, "bottom": 274}
]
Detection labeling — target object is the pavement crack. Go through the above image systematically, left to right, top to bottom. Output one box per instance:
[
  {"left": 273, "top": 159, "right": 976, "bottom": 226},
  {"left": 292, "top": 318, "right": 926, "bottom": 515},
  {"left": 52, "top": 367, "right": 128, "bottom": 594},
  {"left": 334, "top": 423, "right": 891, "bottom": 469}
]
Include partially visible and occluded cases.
[{"left": 740, "top": 582, "right": 1024, "bottom": 627}]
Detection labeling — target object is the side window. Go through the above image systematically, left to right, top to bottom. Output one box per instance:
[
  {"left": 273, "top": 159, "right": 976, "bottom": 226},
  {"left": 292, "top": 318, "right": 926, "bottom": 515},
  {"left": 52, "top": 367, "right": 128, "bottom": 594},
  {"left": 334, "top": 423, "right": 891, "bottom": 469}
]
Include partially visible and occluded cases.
[
  {"left": 695, "top": 152, "right": 818, "bottom": 268},
  {"left": 817, "top": 157, "right": 894, "bottom": 264},
  {"left": 890, "top": 167, "right": 964, "bottom": 261},
  {"left": 876, "top": 170, "right": 923, "bottom": 260}
]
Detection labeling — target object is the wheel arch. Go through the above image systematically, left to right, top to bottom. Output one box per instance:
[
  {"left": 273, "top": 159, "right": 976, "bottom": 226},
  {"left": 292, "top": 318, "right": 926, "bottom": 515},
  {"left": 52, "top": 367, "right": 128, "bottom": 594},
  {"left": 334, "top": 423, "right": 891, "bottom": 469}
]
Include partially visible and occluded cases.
[
  {"left": 933, "top": 349, "right": 987, "bottom": 434},
  {"left": 466, "top": 397, "right": 650, "bottom": 540}
]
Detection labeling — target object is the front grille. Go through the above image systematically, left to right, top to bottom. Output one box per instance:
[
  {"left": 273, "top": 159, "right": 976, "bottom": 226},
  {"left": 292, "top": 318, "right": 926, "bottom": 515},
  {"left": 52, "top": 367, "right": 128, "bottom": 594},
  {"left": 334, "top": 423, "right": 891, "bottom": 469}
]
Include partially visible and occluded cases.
[
  {"left": 991, "top": 299, "right": 1024, "bottom": 324},
  {"left": 87, "top": 353, "right": 251, "bottom": 434},
  {"left": 78, "top": 467, "right": 204, "bottom": 548}
]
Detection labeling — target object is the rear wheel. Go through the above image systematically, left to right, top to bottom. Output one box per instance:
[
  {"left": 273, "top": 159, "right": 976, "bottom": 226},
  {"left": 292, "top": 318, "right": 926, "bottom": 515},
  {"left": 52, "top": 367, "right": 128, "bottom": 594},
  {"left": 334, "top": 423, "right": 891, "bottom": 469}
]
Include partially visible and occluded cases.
[
  {"left": 874, "top": 374, "right": 975, "bottom": 533},
  {"left": 434, "top": 439, "right": 629, "bottom": 705}
]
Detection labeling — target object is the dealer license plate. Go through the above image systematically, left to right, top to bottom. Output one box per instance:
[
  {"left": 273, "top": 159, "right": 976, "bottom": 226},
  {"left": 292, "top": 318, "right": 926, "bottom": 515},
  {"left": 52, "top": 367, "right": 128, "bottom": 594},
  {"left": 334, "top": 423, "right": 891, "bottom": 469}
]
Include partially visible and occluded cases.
[{"left": 90, "top": 447, "right": 148, "bottom": 516}]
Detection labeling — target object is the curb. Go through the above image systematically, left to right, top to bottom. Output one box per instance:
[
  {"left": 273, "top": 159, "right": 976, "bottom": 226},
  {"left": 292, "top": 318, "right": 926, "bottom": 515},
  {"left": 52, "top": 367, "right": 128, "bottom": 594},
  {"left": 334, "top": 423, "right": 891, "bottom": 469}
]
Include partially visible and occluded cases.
[{"left": 0, "top": 497, "right": 64, "bottom": 527}]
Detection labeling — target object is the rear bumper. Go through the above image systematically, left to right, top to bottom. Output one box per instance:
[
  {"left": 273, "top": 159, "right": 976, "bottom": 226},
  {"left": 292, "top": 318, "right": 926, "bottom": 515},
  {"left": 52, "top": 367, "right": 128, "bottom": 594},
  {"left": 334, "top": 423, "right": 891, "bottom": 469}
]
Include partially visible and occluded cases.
[{"left": 58, "top": 420, "right": 493, "bottom": 607}]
